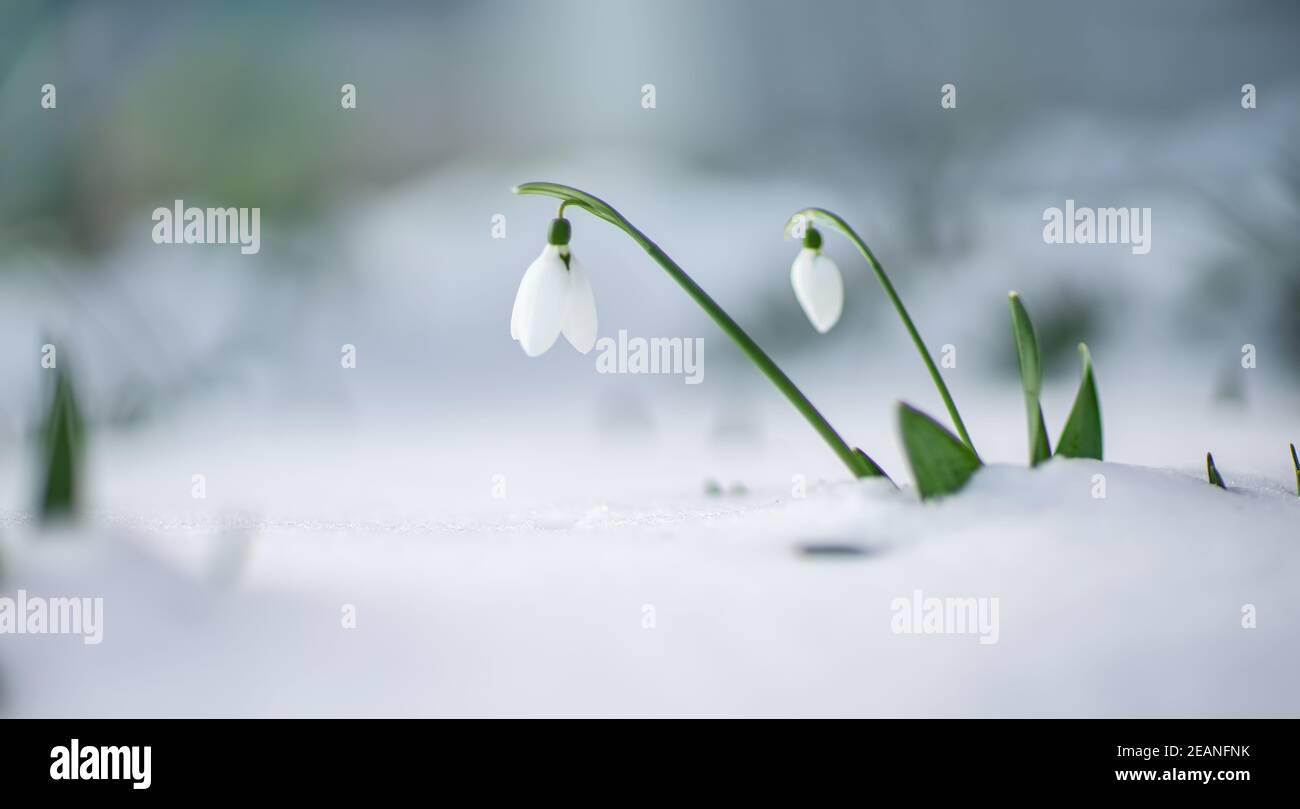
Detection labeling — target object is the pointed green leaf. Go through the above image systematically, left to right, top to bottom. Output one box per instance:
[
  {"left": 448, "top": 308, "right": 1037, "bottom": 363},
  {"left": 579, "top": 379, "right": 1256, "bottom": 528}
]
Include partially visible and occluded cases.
[
  {"left": 1008, "top": 292, "right": 1051, "bottom": 466},
  {"left": 1056, "top": 343, "right": 1103, "bottom": 460},
  {"left": 39, "top": 366, "right": 83, "bottom": 522},
  {"left": 898, "top": 402, "right": 982, "bottom": 500},
  {"left": 1032, "top": 403, "right": 1051, "bottom": 461},
  {"left": 1290, "top": 443, "right": 1298, "bottom": 496},
  {"left": 853, "top": 447, "right": 894, "bottom": 484},
  {"left": 1206, "top": 452, "right": 1226, "bottom": 489}
]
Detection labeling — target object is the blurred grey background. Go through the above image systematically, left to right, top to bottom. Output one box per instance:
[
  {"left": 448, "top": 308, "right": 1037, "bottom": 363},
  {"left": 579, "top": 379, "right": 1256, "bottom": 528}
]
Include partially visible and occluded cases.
[{"left": 1, "top": 0, "right": 1298, "bottom": 491}]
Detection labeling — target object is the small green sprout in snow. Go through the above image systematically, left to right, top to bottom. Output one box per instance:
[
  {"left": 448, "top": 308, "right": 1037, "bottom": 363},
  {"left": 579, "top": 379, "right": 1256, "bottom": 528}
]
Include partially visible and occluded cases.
[
  {"left": 892, "top": 290, "right": 1106, "bottom": 501},
  {"left": 1008, "top": 291, "right": 1051, "bottom": 467},
  {"left": 1008, "top": 292, "right": 1103, "bottom": 466},
  {"left": 1055, "top": 343, "right": 1103, "bottom": 461},
  {"left": 39, "top": 363, "right": 85, "bottom": 523},
  {"left": 897, "top": 402, "right": 981, "bottom": 501},
  {"left": 1206, "top": 452, "right": 1227, "bottom": 489}
]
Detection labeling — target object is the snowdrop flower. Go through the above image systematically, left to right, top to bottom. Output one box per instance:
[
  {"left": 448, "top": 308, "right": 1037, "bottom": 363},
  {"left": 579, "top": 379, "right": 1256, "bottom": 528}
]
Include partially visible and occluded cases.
[
  {"left": 784, "top": 206, "right": 977, "bottom": 458},
  {"left": 510, "top": 218, "right": 597, "bottom": 356},
  {"left": 789, "top": 225, "right": 844, "bottom": 333}
]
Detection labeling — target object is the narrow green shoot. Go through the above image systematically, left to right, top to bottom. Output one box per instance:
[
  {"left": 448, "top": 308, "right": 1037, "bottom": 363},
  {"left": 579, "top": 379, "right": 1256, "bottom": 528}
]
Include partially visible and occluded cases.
[
  {"left": 515, "top": 182, "right": 888, "bottom": 481},
  {"left": 1008, "top": 292, "right": 1051, "bottom": 466},
  {"left": 1055, "top": 343, "right": 1103, "bottom": 460},
  {"left": 39, "top": 365, "right": 84, "bottom": 522},
  {"left": 898, "top": 402, "right": 982, "bottom": 500},
  {"left": 1289, "top": 443, "right": 1299, "bottom": 496},
  {"left": 1206, "top": 452, "right": 1226, "bottom": 489}
]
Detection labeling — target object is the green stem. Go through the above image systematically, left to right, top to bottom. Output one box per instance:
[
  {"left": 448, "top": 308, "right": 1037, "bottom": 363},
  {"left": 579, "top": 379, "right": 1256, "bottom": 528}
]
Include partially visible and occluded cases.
[
  {"left": 515, "top": 182, "right": 886, "bottom": 481},
  {"left": 789, "top": 207, "right": 979, "bottom": 460}
]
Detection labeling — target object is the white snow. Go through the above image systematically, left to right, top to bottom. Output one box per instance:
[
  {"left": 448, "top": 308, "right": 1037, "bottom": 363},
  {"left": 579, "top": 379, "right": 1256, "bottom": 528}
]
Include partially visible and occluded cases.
[{"left": 1, "top": 397, "right": 1297, "bottom": 717}]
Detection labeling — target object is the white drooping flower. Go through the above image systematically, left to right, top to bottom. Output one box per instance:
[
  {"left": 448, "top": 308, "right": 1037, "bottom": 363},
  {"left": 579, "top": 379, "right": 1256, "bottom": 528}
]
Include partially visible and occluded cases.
[
  {"left": 510, "top": 219, "right": 597, "bottom": 356},
  {"left": 790, "top": 227, "right": 844, "bottom": 333}
]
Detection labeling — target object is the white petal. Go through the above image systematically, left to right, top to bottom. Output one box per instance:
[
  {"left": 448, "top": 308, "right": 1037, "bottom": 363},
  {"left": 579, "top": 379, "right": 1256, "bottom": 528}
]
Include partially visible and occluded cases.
[
  {"left": 512, "top": 245, "right": 571, "bottom": 356},
  {"left": 790, "top": 248, "right": 844, "bottom": 333},
  {"left": 561, "top": 253, "right": 598, "bottom": 354},
  {"left": 510, "top": 279, "right": 523, "bottom": 340}
]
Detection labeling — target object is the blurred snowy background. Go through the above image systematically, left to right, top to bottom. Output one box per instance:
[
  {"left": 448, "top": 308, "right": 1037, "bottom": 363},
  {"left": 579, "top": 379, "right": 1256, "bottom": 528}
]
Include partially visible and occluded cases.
[{"left": 1, "top": 0, "right": 1298, "bottom": 716}]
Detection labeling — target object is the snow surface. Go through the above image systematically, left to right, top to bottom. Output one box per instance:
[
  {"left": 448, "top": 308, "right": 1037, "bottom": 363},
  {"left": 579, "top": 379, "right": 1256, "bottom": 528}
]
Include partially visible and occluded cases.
[{"left": 1, "top": 400, "right": 1298, "bottom": 717}]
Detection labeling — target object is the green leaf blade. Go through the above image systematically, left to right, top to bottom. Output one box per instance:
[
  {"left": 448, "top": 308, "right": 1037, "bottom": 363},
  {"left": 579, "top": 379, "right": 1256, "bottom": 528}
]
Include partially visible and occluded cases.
[
  {"left": 1008, "top": 292, "right": 1051, "bottom": 466},
  {"left": 1056, "top": 343, "right": 1103, "bottom": 460},
  {"left": 39, "top": 366, "right": 84, "bottom": 522},
  {"left": 898, "top": 402, "right": 982, "bottom": 500},
  {"left": 1032, "top": 404, "right": 1051, "bottom": 466},
  {"left": 1289, "top": 443, "right": 1298, "bottom": 497},
  {"left": 853, "top": 447, "right": 894, "bottom": 484},
  {"left": 1206, "top": 452, "right": 1226, "bottom": 489}
]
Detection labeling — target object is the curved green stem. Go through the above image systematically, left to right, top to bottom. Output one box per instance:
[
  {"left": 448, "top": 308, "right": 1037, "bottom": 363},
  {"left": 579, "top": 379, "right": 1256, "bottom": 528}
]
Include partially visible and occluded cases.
[
  {"left": 515, "top": 182, "right": 887, "bottom": 481},
  {"left": 788, "top": 207, "right": 979, "bottom": 460}
]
